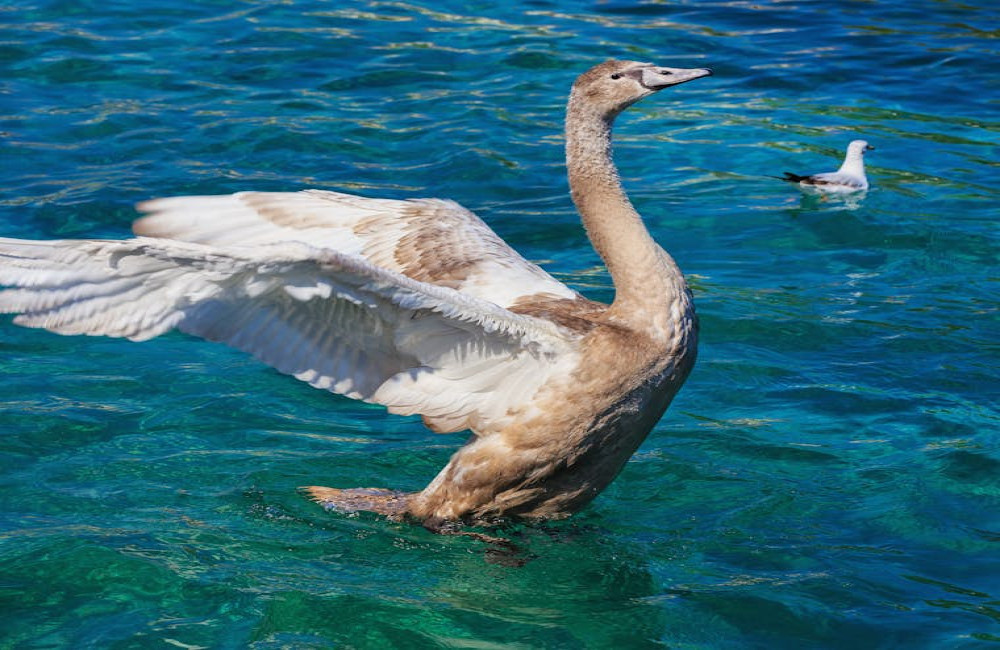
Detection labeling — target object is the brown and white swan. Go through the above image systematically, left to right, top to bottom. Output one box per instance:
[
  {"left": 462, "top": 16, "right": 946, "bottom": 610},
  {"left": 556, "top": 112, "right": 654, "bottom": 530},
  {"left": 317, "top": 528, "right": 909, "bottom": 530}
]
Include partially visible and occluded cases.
[{"left": 0, "top": 60, "right": 711, "bottom": 529}]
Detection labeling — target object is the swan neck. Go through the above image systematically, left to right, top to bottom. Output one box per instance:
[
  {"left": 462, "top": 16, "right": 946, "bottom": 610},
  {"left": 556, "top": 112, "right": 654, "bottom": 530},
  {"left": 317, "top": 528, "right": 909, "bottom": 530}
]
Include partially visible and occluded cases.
[{"left": 565, "top": 96, "right": 688, "bottom": 322}]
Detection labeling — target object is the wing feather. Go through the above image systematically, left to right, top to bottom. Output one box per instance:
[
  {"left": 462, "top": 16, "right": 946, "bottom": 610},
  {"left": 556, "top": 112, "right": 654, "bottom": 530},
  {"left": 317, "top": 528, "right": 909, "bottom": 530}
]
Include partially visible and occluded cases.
[
  {"left": 782, "top": 171, "right": 866, "bottom": 190},
  {"left": 133, "top": 190, "right": 579, "bottom": 308},
  {"left": 0, "top": 237, "right": 578, "bottom": 433}
]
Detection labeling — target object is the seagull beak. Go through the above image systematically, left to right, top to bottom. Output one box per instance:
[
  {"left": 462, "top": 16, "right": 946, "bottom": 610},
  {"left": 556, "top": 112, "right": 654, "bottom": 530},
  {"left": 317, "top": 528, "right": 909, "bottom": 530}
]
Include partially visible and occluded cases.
[
  {"left": 639, "top": 66, "right": 713, "bottom": 90},
  {"left": 865, "top": 144, "right": 875, "bottom": 152}
]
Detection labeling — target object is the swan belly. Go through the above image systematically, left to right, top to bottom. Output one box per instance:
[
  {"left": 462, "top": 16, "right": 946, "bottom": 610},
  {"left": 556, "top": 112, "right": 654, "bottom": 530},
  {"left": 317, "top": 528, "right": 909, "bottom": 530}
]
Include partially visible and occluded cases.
[{"left": 409, "top": 333, "right": 696, "bottom": 523}]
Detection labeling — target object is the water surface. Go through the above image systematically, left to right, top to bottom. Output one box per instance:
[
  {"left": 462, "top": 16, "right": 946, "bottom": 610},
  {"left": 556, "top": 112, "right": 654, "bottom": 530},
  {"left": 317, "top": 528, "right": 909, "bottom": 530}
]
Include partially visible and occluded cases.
[{"left": 1, "top": 1, "right": 998, "bottom": 647}]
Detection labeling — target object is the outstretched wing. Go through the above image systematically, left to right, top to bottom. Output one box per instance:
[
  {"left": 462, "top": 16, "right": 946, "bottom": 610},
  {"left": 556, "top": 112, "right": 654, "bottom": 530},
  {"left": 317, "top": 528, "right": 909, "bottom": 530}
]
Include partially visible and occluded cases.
[
  {"left": 134, "top": 190, "right": 580, "bottom": 308},
  {"left": 0, "top": 237, "right": 579, "bottom": 434}
]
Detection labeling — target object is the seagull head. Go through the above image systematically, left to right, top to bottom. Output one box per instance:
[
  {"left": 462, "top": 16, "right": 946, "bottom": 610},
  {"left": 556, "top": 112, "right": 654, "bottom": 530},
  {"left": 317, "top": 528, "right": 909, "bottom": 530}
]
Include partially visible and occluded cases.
[{"left": 848, "top": 140, "right": 875, "bottom": 156}]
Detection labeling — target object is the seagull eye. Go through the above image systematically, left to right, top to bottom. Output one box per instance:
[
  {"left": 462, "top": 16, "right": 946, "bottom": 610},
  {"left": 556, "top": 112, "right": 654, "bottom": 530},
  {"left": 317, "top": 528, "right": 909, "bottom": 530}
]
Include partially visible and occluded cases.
[{"left": 610, "top": 73, "right": 621, "bottom": 80}]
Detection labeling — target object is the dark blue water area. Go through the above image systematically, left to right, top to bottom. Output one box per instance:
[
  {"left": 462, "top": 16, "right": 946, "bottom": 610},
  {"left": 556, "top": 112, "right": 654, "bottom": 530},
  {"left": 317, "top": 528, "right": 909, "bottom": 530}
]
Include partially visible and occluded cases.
[{"left": 1, "top": 1, "right": 998, "bottom": 647}]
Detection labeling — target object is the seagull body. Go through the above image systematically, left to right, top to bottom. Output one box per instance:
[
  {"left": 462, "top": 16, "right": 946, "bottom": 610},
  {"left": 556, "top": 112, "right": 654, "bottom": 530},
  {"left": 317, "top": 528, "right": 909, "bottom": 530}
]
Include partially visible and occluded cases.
[
  {"left": 0, "top": 60, "right": 711, "bottom": 528},
  {"left": 780, "top": 140, "right": 874, "bottom": 193}
]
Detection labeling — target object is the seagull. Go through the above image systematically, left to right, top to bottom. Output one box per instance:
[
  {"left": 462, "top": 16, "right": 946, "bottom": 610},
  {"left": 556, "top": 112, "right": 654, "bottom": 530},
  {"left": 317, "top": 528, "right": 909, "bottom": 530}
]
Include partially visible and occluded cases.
[{"left": 779, "top": 140, "right": 874, "bottom": 192}]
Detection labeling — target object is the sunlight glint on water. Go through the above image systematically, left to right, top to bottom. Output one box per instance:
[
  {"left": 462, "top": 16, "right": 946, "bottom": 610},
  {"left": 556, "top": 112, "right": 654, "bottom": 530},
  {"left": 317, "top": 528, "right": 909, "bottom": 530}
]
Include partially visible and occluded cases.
[{"left": 1, "top": 1, "right": 997, "bottom": 647}]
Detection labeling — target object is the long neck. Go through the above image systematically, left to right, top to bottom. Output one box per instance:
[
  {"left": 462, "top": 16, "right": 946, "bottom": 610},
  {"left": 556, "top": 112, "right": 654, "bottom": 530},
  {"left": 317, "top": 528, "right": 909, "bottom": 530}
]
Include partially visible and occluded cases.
[{"left": 565, "top": 95, "right": 690, "bottom": 331}]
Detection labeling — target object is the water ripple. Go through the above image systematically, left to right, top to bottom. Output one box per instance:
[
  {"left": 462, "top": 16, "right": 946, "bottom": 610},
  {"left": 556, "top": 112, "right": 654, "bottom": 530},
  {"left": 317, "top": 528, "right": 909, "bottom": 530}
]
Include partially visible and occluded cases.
[{"left": 1, "top": 0, "right": 998, "bottom": 647}]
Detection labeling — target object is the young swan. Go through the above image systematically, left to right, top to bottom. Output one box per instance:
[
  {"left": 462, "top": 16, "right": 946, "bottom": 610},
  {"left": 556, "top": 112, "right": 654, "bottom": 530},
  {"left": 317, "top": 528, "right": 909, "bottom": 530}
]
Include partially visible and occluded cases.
[
  {"left": 0, "top": 60, "right": 711, "bottom": 530},
  {"left": 780, "top": 139, "right": 874, "bottom": 192}
]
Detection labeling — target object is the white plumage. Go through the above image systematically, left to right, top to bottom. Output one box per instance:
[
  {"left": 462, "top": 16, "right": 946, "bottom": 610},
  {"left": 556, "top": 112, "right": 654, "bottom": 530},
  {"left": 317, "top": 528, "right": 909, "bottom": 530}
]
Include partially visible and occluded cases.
[
  {"left": 779, "top": 139, "right": 874, "bottom": 192},
  {"left": 134, "top": 190, "right": 579, "bottom": 308},
  {"left": 0, "top": 236, "right": 575, "bottom": 434}
]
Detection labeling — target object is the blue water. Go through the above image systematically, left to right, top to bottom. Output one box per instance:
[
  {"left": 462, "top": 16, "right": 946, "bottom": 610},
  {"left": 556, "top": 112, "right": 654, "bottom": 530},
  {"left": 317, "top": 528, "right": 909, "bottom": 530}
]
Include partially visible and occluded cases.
[{"left": 1, "top": 0, "right": 998, "bottom": 647}]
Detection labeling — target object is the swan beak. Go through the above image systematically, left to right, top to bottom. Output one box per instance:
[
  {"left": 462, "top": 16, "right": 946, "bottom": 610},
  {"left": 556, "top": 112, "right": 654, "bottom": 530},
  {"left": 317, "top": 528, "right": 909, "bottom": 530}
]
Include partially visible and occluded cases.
[{"left": 640, "top": 66, "right": 713, "bottom": 90}]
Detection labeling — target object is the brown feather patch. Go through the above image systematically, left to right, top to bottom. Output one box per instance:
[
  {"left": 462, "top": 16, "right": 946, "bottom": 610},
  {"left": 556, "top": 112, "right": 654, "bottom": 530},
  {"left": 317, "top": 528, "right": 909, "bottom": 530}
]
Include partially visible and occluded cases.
[{"left": 508, "top": 293, "right": 607, "bottom": 334}]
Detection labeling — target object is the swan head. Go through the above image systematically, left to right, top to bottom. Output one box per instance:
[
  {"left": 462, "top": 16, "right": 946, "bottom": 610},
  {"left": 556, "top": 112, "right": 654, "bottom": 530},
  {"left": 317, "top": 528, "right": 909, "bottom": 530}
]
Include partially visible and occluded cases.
[{"left": 570, "top": 60, "right": 712, "bottom": 120}]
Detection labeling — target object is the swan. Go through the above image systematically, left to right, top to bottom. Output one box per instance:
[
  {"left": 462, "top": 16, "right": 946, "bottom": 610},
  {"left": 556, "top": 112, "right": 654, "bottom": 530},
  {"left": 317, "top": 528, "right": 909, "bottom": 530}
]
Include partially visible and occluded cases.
[
  {"left": 0, "top": 60, "right": 710, "bottom": 529},
  {"left": 779, "top": 139, "right": 874, "bottom": 192}
]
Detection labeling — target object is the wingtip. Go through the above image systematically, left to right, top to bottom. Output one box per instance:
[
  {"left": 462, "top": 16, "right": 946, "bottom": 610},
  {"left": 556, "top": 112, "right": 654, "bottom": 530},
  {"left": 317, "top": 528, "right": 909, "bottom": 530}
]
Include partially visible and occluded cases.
[
  {"left": 134, "top": 198, "right": 157, "bottom": 214},
  {"left": 298, "top": 485, "right": 334, "bottom": 504},
  {"left": 300, "top": 485, "right": 412, "bottom": 517}
]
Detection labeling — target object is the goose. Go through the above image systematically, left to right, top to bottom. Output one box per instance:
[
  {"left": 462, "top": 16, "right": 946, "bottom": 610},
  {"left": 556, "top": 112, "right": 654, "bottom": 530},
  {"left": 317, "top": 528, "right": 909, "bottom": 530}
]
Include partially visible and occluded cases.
[
  {"left": 0, "top": 60, "right": 710, "bottom": 530},
  {"left": 779, "top": 140, "right": 874, "bottom": 192}
]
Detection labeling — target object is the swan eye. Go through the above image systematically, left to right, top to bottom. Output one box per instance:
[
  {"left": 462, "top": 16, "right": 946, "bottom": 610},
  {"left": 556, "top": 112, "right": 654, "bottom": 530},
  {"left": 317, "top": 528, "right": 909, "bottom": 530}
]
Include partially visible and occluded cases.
[{"left": 610, "top": 73, "right": 621, "bottom": 80}]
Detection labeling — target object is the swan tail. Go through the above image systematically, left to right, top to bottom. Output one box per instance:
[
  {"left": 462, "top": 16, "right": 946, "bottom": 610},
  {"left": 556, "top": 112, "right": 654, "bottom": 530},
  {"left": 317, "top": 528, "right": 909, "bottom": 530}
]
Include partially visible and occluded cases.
[{"left": 301, "top": 485, "right": 411, "bottom": 518}]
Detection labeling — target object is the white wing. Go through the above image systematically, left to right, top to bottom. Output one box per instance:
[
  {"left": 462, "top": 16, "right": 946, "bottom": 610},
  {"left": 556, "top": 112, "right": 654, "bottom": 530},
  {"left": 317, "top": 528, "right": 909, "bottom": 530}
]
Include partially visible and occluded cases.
[
  {"left": 802, "top": 171, "right": 868, "bottom": 191},
  {"left": 134, "top": 190, "right": 580, "bottom": 308},
  {"left": 0, "top": 237, "right": 579, "bottom": 434}
]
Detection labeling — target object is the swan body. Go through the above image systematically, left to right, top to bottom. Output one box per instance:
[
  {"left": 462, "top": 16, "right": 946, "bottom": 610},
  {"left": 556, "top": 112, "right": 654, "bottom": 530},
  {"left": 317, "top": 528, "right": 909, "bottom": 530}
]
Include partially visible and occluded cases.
[
  {"left": 0, "top": 60, "right": 710, "bottom": 527},
  {"left": 780, "top": 139, "right": 874, "bottom": 192}
]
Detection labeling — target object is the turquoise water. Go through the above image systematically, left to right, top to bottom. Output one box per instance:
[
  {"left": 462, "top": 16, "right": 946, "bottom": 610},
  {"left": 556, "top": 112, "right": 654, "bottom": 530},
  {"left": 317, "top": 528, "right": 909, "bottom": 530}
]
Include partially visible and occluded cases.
[{"left": 1, "top": 0, "right": 998, "bottom": 647}]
